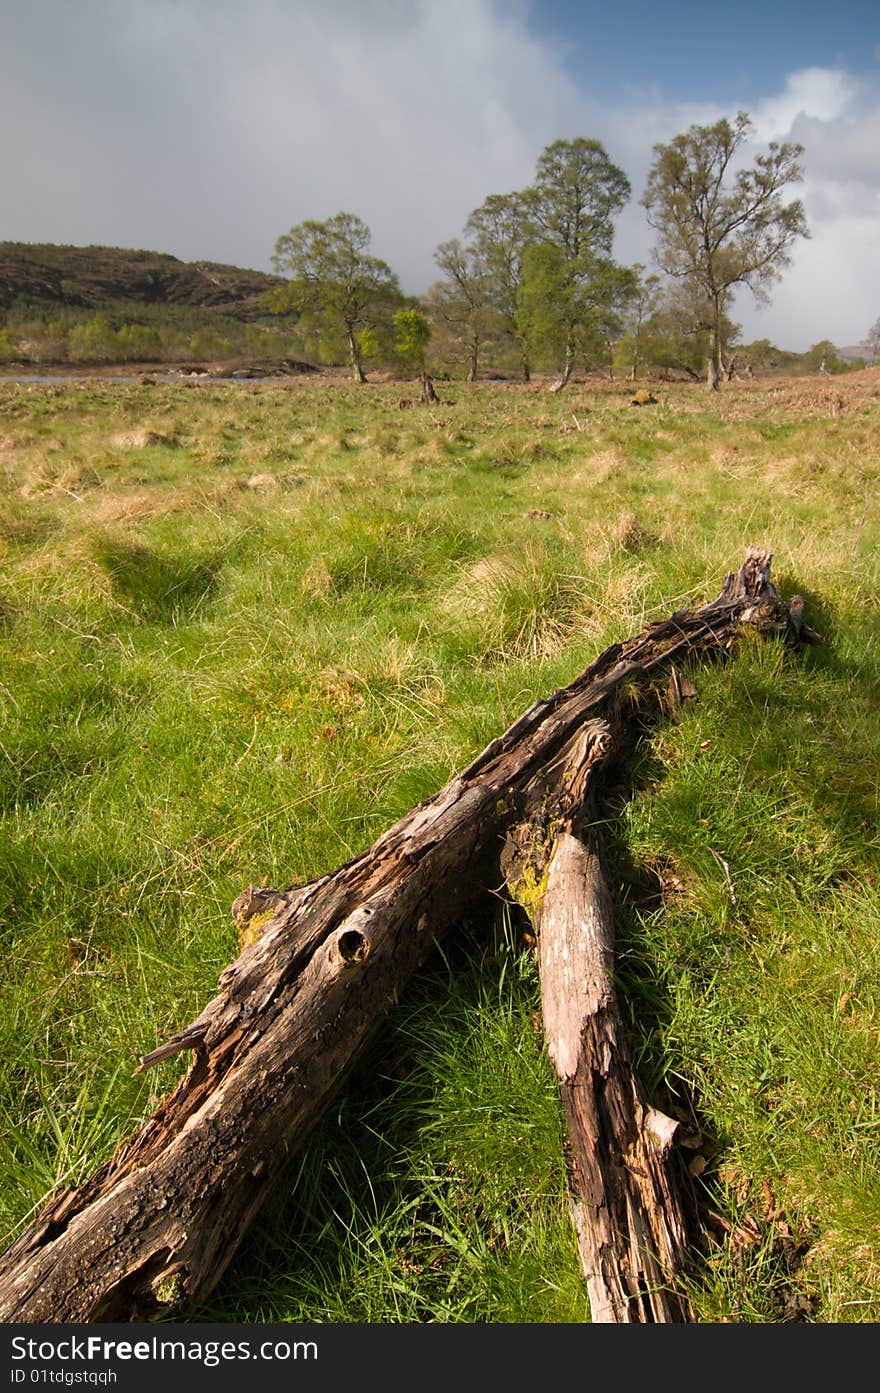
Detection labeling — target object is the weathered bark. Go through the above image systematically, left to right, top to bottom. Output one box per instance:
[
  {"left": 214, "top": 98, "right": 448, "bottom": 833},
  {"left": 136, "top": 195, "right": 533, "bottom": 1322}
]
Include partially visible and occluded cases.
[
  {"left": 707, "top": 293, "right": 721, "bottom": 390},
  {"left": 346, "top": 326, "right": 366, "bottom": 383},
  {"left": 466, "top": 336, "right": 479, "bottom": 383},
  {"left": 605, "top": 336, "right": 616, "bottom": 380},
  {"left": 550, "top": 337, "right": 576, "bottom": 393},
  {"left": 0, "top": 550, "right": 815, "bottom": 1323},
  {"left": 503, "top": 745, "right": 692, "bottom": 1321}
]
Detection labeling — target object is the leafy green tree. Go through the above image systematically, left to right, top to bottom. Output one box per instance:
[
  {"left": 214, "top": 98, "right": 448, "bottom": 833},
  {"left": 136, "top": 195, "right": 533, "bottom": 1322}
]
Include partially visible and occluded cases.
[
  {"left": 642, "top": 112, "right": 808, "bottom": 390},
  {"left": 520, "top": 138, "right": 631, "bottom": 390},
  {"left": 433, "top": 141, "right": 629, "bottom": 387},
  {"left": 465, "top": 192, "right": 533, "bottom": 379},
  {"left": 271, "top": 212, "right": 400, "bottom": 381},
  {"left": 430, "top": 239, "right": 496, "bottom": 382},
  {"left": 519, "top": 242, "right": 634, "bottom": 387},
  {"left": 616, "top": 264, "right": 663, "bottom": 381},
  {"left": 645, "top": 283, "right": 741, "bottom": 381},
  {"left": 392, "top": 308, "right": 430, "bottom": 376},
  {"left": 68, "top": 314, "right": 116, "bottom": 363},
  {"left": 116, "top": 323, "right": 163, "bottom": 362},
  {"left": 243, "top": 323, "right": 298, "bottom": 360},
  {"left": 0, "top": 327, "right": 19, "bottom": 363},
  {"left": 187, "top": 328, "right": 233, "bottom": 360},
  {"left": 732, "top": 338, "right": 800, "bottom": 377},
  {"left": 739, "top": 338, "right": 777, "bottom": 372},
  {"left": 800, "top": 340, "right": 845, "bottom": 374}
]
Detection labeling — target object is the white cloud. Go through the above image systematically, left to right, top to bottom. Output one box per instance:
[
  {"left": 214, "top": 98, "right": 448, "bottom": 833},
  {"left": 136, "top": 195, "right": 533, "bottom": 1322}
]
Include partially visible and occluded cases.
[
  {"left": 1, "top": 4, "right": 877, "bottom": 351},
  {"left": 751, "top": 67, "right": 857, "bottom": 142},
  {"left": 589, "top": 70, "right": 880, "bottom": 350},
  {"left": 758, "top": 73, "right": 880, "bottom": 348}
]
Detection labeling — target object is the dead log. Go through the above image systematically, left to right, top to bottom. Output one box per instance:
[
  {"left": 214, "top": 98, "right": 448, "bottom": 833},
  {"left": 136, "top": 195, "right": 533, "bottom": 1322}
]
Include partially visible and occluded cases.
[
  {"left": 0, "top": 549, "right": 814, "bottom": 1322},
  {"left": 502, "top": 732, "right": 691, "bottom": 1321}
]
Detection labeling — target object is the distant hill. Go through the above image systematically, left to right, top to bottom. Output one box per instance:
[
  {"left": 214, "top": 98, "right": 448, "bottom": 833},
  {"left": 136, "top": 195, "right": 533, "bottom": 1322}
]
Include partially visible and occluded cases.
[
  {"left": 0, "top": 243, "right": 286, "bottom": 321},
  {"left": 838, "top": 344, "right": 871, "bottom": 363}
]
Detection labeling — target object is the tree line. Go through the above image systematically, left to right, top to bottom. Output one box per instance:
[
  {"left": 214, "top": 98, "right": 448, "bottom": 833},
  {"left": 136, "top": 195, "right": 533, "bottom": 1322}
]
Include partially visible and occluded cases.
[
  {"left": 3, "top": 112, "right": 876, "bottom": 384},
  {"left": 269, "top": 112, "right": 859, "bottom": 390},
  {"left": 0, "top": 304, "right": 300, "bottom": 368}
]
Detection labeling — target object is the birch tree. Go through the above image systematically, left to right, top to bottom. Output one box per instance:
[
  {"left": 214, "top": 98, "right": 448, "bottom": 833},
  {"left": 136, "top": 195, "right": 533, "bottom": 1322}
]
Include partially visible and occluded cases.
[
  {"left": 642, "top": 113, "right": 807, "bottom": 390},
  {"left": 522, "top": 139, "right": 631, "bottom": 391},
  {"left": 271, "top": 213, "right": 399, "bottom": 382}
]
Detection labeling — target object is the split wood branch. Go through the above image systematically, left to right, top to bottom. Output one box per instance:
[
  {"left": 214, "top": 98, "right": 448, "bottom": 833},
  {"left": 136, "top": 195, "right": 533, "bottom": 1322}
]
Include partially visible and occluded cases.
[{"left": 502, "top": 723, "right": 692, "bottom": 1320}]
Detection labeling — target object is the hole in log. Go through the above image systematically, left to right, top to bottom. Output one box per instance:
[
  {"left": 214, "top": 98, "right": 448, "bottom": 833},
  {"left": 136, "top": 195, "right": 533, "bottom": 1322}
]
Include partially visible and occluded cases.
[
  {"left": 337, "top": 928, "right": 370, "bottom": 964},
  {"left": 91, "top": 1247, "right": 181, "bottom": 1321}
]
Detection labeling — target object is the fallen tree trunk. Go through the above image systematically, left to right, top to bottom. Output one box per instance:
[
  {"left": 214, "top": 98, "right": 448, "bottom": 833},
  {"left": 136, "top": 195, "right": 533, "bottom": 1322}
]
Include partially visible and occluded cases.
[
  {"left": 0, "top": 549, "right": 814, "bottom": 1322},
  {"left": 502, "top": 737, "right": 691, "bottom": 1321}
]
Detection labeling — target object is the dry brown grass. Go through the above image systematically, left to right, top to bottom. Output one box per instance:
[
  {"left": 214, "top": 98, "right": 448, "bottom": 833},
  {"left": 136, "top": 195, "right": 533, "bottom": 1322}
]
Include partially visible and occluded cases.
[{"left": 109, "top": 428, "right": 177, "bottom": 449}]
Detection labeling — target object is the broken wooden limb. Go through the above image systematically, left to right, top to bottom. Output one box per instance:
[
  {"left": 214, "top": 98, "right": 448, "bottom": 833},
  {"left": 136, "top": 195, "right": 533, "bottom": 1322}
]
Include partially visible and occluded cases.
[
  {"left": 0, "top": 548, "right": 810, "bottom": 1322},
  {"left": 503, "top": 737, "right": 692, "bottom": 1321}
]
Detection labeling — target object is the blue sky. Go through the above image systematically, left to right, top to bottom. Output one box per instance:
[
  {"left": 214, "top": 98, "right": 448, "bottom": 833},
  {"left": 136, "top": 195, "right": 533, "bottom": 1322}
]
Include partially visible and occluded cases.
[
  {"left": 2, "top": 0, "right": 878, "bottom": 350},
  {"left": 529, "top": 0, "right": 879, "bottom": 100}
]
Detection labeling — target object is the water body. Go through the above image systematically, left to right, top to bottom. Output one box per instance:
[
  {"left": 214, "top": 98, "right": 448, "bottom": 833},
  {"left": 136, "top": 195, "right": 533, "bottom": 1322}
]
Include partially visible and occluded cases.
[{"left": 0, "top": 373, "right": 286, "bottom": 386}]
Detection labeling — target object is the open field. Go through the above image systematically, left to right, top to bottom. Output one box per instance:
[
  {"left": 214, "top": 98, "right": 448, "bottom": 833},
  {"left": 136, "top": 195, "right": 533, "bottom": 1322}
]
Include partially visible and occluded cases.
[{"left": 1, "top": 368, "right": 878, "bottom": 1322}]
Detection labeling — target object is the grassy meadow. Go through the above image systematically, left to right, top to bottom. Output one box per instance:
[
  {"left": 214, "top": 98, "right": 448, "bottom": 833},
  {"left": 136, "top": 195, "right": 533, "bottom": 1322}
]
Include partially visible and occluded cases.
[{"left": 0, "top": 367, "right": 878, "bottom": 1322}]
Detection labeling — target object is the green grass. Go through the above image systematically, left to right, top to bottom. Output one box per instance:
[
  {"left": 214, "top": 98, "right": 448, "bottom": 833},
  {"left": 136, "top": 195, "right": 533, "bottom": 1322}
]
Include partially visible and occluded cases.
[
  {"left": 0, "top": 370, "right": 878, "bottom": 1322},
  {"left": 200, "top": 918, "right": 586, "bottom": 1323}
]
